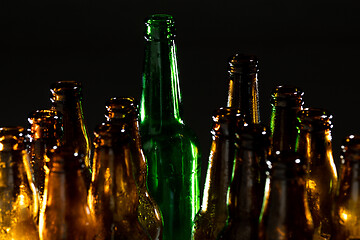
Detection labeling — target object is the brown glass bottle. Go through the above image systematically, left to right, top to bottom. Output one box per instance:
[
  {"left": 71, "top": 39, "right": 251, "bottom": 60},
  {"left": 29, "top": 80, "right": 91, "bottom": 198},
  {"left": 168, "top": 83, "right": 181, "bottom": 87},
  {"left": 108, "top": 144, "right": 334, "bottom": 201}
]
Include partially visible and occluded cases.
[
  {"left": 226, "top": 53, "right": 260, "bottom": 124},
  {"left": 50, "top": 81, "right": 91, "bottom": 178},
  {"left": 270, "top": 85, "right": 304, "bottom": 156},
  {"left": 88, "top": 97, "right": 153, "bottom": 240},
  {"left": 103, "top": 97, "right": 163, "bottom": 240},
  {"left": 192, "top": 107, "right": 243, "bottom": 240},
  {"left": 297, "top": 108, "right": 338, "bottom": 239},
  {"left": 27, "top": 109, "right": 62, "bottom": 201},
  {"left": 218, "top": 124, "right": 269, "bottom": 240},
  {"left": 0, "top": 127, "right": 39, "bottom": 240},
  {"left": 332, "top": 135, "right": 360, "bottom": 240},
  {"left": 39, "top": 146, "right": 96, "bottom": 240},
  {"left": 258, "top": 153, "right": 314, "bottom": 240}
]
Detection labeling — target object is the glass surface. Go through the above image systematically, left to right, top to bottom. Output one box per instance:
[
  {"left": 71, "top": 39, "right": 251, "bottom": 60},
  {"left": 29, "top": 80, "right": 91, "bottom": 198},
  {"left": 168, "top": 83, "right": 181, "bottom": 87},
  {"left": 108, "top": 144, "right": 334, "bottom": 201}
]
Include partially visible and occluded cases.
[{"left": 140, "top": 14, "right": 201, "bottom": 240}]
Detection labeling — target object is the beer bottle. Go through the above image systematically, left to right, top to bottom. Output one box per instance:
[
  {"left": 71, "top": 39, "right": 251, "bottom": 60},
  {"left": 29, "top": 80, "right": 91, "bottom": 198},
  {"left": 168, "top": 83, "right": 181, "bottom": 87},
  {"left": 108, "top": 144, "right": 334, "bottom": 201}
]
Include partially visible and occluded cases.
[
  {"left": 139, "top": 14, "right": 201, "bottom": 240},
  {"left": 226, "top": 53, "right": 260, "bottom": 124},
  {"left": 50, "top": 81, "right": 91, "bottom": 178},
  {"left": 270, "top": 85, "right": 304, "bottom": 155},
  {"left": 99, "top": 97, "right": 163, "bottom": 239},
  {"left": 192, "top": 107, "right": 243, "bottom": 240},
  {"left": 297, "top": 108, "right": 338, "bottom": 239},
  {"left": 27, "top": 109, "right": 62, "bottom": 201},
  {"left": 88, "top": 121, "right": 151, "bottom": 239},
  {"left": 218, "top": 124, "right": 269, "bottom": 240},
  {"left": 0, "top": 126, "right": 39, "bottom": 240},
  {"left": 332, "top": 135, "right": 360, "bottom": 240},
  {"left": 39, "top": 146, "right": 95, "bottom": 240},
  {"left": 258, "top": 153, "right": 314, "bottom": 240}
]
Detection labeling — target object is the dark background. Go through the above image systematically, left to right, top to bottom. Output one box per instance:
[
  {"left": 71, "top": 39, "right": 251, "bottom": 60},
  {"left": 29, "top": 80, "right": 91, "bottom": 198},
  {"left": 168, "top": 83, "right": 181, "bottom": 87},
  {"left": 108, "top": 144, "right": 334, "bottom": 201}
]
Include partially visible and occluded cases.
[{"left": 2, "top": 0, "right": 360, "bottom": 188}]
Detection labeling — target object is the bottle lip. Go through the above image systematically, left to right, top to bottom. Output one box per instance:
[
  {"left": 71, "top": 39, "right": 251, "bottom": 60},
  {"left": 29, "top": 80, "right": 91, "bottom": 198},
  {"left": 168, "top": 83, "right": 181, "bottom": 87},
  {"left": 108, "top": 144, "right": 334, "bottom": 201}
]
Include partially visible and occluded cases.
[
  {"left": 144, "top": 14, "right": 176, "bottom": 41},
  {"left": 228, "top": 53, "right": 259, "bottom": 74},
  {"left": 50, "top": 81, "right": 83, "bottom": 101},
  {"left": 50, "top": 81, "right": 82, "bottom": 91},
  {"left": 270, "top": 85, "right": 304, "bottom": 107},
  {"left": 105, "top": 97, "right": 139, "bottom": 121},
  {"left": 298, "top": 107, "right": 333, "bottom": 131},
  {"left": 28, "top": 109, "right": 61, "bottom": 124},
  {"left": 0, "top": 126, "right": 26, "bottom": 151},
  {"left": 341, "top": 135, "right": 360, "bottom": 162}
]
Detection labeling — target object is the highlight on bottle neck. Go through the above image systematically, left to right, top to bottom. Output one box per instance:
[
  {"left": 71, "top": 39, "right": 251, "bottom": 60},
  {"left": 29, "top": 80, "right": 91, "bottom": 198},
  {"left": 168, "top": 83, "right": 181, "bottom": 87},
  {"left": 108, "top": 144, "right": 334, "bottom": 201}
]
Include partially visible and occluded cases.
[
  {"left": 144, "top": 14, "right": 176, "bottom": 41},
  {"left": 228, "top": 54, "right": 259, "bottom": 75},
  {"left": 50, "top": 81, "right": 83, "bottom": 102},
  {"left": 271, "top": 85, "right": 304, "bottom": 108},
  {"left": 105, "top": 97, "right": 139, "bottom": 121},
  {"left": 211, "top": 107, "right": 244, "bottom": 137},
  {"left": 298, "top": 108, "right": 333, "bottom": 132},
  {"left": 28, "top": 109, "right": 63, "bottom": 140},
  {"left": 0, "top": 126, "right": 26, "bottom": 151},
  {"left": 341, "top": 135, "right": 360, "bottom": 165}
]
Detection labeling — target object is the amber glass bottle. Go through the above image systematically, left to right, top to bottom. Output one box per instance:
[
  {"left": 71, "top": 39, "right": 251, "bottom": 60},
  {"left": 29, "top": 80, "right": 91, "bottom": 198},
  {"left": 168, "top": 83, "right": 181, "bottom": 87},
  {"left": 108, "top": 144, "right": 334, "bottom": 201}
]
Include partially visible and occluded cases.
[
  {"left": 139, "top": 14, "right": 201, "bottom": 240},
  {"left": 226, "top": 53, "right": 260, "bottom": 124},
  {"left": 50, "top": 81, "right": 91, "bottom": 178},
  {"left": 270, "top": 85, "right": 304, "bottom": 155},
  {"left": 93, "top": 96, "right": 163, "bottom": 240},
  {"left": 192, "top": 107, "right": 243, "bottom": 240},
  {"left": 297, "top": 108, "right": 337, "bottom": 239},
  {"left": 27, "top": 109, "right": 62, "bottom": 201},
  {"left": 89, "top": 121, "right": 151, "bottom": 239},
  {"left": 218, "top": 124, "right": 269, "bottom": 240},
  {"left": 0, "top": 127, "right": 39, "bottom": 240},
  {"left": 332, "top": 135, "right": 360, "bottom": 240},
  {"left": 39, "top": 146, "right": 95, "bottom": 240},
  {"left": 259, "top": 153, "right": 314, "bottom": 240}
]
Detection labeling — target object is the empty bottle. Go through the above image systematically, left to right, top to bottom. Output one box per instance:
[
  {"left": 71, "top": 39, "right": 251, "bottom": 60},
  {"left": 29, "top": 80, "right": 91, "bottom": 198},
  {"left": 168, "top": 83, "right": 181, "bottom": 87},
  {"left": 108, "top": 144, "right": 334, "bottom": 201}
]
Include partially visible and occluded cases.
[
  {"left": 139, "top": 14, "right": 201, "bottom": 240},
  {"left": 226, "top": 53, "right": 260, "bottom": 124},
  {"left": 50, "top": 81, "right": 91, "bottom": 182},
  {"left": 270, "top": 85, "right": 304, "bottom": 156},
  {"left": 89, "top": 97, "right": 163, "bottom": 239},
  {"left": 192, "top": 108, "right": 243, "bottom": 240},
  {"left": 297, "top": 108, "right": 338, "bottom": 239},
  {"left": 27, "top": 109, "right": 62, "bottom": 201},
  {"left": 88, "top": 121, "right": 151, "bottom": 239},
  {"left": 218, "top": 124, "right": 269, "bottom": 240},
  {"left": 0, "top": 127, "right": 39, "bottom": 240},
  {"left": 332, "top": 135, "right": 360, "bottom": 240},
  {"left": 39, "top": 146, "right": 96, "bottom": 240},
  {"left": 258, "top": 153, "right": 314, "bottom": 240}
]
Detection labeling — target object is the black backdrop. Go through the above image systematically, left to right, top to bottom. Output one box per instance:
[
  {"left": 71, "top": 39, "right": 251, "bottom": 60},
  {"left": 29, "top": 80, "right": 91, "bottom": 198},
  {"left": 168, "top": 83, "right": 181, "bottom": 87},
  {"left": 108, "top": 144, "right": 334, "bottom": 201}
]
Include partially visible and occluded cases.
[{"left": 2, "top": 0, "right": 360, "bottom": 188}]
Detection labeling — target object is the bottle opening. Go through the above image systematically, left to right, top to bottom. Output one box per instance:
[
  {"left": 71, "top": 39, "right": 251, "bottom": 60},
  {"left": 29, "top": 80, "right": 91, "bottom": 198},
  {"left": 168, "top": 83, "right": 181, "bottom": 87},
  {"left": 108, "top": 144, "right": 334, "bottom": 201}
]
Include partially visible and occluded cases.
[
  {"left": 144, "top": 14, "right": 176, "bottom": 41},
  {"left": 228, "top": 53, "right": 259, "bottom": 74}
]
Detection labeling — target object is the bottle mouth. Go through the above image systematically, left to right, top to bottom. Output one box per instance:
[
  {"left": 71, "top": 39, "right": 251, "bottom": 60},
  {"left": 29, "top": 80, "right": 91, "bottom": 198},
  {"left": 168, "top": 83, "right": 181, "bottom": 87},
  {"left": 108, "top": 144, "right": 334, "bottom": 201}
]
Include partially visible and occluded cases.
[
  {"left": 144, "top": 14, "right": 176, "bottom": 41},
  {"left": 228, "top": 53, "right": 259, "bottom": 74},
  {"left": 50, "top": 81, "right": 83, "bottom": 101},
  {"left": 271, "top": 85, "right": 304, "bottom": 108},
  {"left": 105, "top": 97, "right": 138, "bottom": 120},
  {"left": 298, "top": 108, "right": 333, "bottom": 131},
  {"left": 28, "top": 110, "right": 61, "bottom": 124},
  {"left": 0, "top": 126, "right": 25, "bottom": 151},
  {"left": 341, "top": 135, "right": 360, "bottom": 163}
]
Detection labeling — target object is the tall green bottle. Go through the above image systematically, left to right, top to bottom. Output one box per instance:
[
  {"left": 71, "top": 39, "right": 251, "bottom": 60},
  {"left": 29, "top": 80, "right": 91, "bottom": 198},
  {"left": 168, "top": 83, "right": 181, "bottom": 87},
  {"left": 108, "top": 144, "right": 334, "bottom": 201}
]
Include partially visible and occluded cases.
[{"left": 139, "top": 14, "right": 201, "bottom": 240}]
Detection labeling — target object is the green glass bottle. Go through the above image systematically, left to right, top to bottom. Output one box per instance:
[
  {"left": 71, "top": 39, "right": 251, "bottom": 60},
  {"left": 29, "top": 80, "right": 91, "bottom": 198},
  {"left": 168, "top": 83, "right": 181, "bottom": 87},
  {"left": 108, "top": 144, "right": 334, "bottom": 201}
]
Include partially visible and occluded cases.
[{"left": 139, "top": 14, "right": 201, "bottom": 240}]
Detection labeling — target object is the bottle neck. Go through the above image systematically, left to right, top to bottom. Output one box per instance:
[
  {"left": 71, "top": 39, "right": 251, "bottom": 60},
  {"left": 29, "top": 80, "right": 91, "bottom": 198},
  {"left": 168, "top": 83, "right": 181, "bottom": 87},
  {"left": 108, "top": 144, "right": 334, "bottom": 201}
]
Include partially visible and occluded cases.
[
  {"left": 140, "top": 37, "right": 183, "bottom": 130},
  {"left": 227, "top": 71, "right": 260, "bottom": 124},
  {"left": 51, "top": 94, "right": 89, "bottom": 150},
  {"left": 270, "top": 105, "right": 301, "bottom": 155},
  {"left": 297, "top": 128, "right": 335, "bottom": 167}
]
